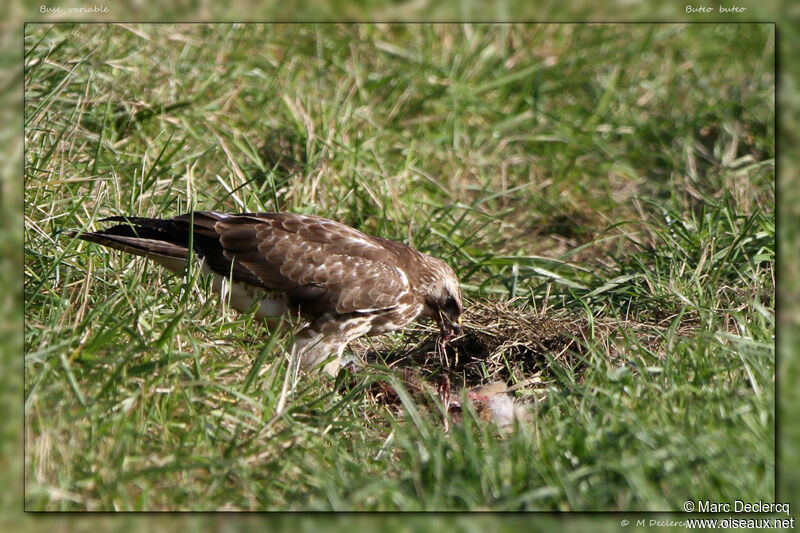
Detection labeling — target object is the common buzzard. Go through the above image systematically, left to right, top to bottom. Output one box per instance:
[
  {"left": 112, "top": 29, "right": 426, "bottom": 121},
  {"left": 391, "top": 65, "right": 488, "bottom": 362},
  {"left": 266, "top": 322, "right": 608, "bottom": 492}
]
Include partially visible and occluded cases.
[{"left": 67, "top": 212, "right": 463, "bottom": 375}]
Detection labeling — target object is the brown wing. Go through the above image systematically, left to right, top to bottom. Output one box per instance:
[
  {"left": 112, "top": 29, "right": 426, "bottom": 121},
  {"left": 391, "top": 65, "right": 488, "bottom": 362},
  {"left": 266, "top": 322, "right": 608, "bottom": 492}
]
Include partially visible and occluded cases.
[{"left": 174, "top": 212, "right": 411, "bottom": 315}]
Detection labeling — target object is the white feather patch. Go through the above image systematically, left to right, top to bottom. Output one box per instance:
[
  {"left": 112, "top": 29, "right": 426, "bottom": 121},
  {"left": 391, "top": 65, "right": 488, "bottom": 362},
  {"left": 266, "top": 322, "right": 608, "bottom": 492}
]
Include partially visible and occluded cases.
[{"left": 201, "top": 260, "right": 288, "bottom": 319}]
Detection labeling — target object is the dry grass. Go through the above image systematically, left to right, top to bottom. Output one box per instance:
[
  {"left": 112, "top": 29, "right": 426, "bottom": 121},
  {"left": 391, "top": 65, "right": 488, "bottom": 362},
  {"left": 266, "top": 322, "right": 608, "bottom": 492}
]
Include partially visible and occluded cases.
[{"left": 356, "top": 298, "right": 700, "bottom": 396}]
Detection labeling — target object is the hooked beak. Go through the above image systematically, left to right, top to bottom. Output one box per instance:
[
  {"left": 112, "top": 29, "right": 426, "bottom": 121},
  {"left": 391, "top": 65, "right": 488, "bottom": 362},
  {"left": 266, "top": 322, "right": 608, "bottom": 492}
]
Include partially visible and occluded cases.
[{"left": 439, "top": 311, "right": 463, "bottom": 342}]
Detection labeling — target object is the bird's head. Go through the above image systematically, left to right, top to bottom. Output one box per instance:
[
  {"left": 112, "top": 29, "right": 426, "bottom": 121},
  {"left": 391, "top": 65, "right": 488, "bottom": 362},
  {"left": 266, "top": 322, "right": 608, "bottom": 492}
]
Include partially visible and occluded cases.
[{"left": 421, "top": 258, "right": 463, "bottom": 343}]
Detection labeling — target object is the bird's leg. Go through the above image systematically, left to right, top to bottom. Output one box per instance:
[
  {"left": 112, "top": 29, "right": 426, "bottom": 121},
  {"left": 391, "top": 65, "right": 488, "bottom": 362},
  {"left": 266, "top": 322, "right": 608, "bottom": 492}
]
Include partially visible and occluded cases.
[
  {"left": 313, "top": 315, "right": 374, "bottom": 376},
  {"left": 275, "top": 321, "right": 362, "bottom": 415},
  {"left": 275, "top": 327, "right": 324, "bottom": 415},
  {"left": 291, "top": 327, "right": 328, "bottom": 370},
  {"left": 322, "top": 343, "right": 349, "bottom": 377}
]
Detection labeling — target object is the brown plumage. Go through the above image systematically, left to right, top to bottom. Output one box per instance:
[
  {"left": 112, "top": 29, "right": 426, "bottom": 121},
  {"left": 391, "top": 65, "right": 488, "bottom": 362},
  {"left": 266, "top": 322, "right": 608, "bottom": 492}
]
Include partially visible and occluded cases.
[{"left": 67, "top": 211, "right": 463, "bottom": 374}]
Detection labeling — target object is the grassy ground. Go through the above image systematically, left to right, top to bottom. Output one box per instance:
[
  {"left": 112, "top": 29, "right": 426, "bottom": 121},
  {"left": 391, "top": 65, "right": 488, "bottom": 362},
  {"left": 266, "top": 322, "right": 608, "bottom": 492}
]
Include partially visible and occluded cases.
[{"left": 23, "top": 23, "right": 774, "bottom": 511}]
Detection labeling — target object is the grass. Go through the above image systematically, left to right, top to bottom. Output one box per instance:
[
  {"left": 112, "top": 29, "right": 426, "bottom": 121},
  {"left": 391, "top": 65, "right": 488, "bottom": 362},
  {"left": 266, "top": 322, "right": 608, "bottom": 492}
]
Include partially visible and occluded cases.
[{"left": 23, "top": 23, "right": 774, "bottom": 511}]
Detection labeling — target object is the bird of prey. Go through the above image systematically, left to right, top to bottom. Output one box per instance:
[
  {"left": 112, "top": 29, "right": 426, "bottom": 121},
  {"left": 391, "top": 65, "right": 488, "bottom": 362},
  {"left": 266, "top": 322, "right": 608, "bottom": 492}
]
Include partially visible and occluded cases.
[{"left": 67, "top": 211, "right": 463, "bottom": 375}]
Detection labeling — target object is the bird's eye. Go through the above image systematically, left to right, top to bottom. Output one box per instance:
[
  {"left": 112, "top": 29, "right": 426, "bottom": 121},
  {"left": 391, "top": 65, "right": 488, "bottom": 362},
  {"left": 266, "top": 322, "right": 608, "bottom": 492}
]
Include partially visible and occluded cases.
[{"left": 442, "top": 295, "right": 459, "bottom": 314}]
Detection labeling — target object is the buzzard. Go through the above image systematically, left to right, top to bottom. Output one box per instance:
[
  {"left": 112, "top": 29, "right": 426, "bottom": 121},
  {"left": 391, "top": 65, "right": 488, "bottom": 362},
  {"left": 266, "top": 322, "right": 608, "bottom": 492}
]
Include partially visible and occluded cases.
[{"left": 67, "top": 212, "right": 463, "bottom": 375}]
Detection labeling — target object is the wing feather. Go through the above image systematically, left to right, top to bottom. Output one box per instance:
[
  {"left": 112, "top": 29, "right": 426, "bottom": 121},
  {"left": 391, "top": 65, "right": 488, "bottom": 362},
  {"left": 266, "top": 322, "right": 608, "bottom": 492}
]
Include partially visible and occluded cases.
[{"left": 188, "top": 212, "right": 411, "bottom": 315}]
